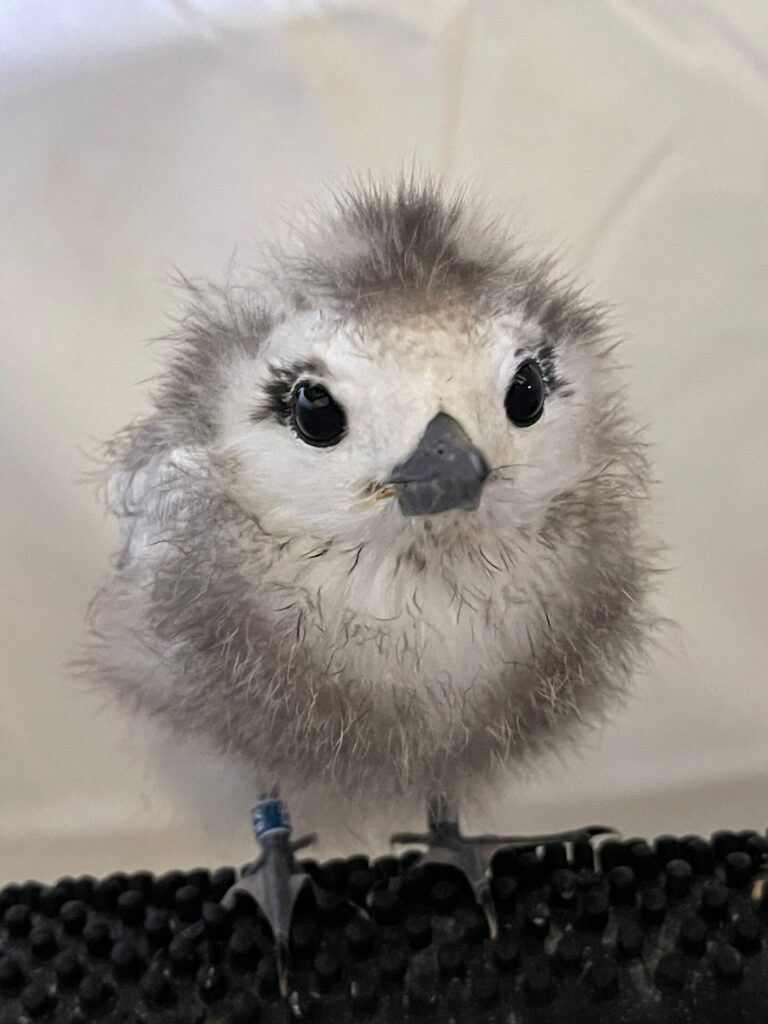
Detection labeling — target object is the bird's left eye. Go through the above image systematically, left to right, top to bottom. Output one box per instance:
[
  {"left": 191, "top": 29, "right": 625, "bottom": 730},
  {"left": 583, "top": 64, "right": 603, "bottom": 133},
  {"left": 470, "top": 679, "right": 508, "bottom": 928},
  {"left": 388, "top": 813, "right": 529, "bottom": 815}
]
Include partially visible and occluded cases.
[
  {"left": 505, "top": 359, "right": 545, "bottom": 428},
  {"left": 292, "top": 381, "right": 347, "bottom": 447}
]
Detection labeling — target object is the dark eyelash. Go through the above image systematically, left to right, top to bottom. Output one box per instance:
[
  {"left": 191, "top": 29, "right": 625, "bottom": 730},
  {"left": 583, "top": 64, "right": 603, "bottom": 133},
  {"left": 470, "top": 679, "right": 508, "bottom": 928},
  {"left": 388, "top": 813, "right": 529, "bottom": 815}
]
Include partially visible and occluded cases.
[
  {"left": 516, "top": 342, "right": 570, "bottom": 396},
  {"left": 535, "top": 345, "right": 556, "bottom": 391},
  {"left": 250, "top": 359, "right": 328, "bottom": 425},
  {"left": 261, "top": 367, "right": 295, "bottom": 425}
]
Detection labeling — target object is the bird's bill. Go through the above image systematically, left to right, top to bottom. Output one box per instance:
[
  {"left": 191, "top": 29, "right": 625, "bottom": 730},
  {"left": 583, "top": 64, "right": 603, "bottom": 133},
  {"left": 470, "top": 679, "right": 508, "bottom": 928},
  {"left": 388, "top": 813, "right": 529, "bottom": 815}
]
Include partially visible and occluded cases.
[{"left": 388, "top": 412, "right": 490, "bottom": 517}]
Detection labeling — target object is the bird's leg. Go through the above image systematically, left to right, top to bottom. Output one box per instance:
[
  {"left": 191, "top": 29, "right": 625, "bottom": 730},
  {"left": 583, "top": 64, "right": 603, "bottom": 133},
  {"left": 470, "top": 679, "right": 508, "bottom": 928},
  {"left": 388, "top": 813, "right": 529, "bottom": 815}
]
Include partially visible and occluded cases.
[
  {"left": 221, "top": 790, "right": 316, "bottom": 994},
  {"left": 392, "top": 796, "right": 615, "bottom": 936}
]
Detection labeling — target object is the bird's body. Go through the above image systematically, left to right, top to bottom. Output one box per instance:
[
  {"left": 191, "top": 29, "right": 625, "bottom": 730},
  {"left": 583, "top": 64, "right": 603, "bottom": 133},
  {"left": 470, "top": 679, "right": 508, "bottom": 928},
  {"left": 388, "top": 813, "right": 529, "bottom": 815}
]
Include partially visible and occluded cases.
[{"left": 88, "top": 178, "right": 655, "bottom": 823}]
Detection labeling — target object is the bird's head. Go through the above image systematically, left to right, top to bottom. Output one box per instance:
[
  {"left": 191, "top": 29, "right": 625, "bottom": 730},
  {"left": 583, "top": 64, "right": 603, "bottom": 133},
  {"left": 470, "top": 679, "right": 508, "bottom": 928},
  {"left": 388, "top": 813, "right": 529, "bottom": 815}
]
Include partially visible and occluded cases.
[{"left": 209, "top": 180, "right": 616, "bottom": 557}]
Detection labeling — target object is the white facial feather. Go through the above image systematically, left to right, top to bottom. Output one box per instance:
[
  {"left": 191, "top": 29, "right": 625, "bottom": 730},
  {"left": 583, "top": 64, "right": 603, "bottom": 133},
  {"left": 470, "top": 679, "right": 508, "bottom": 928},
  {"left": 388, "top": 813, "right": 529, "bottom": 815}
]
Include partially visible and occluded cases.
[{"left": 216, "top": 313, "right": 590, "bottom": 675}]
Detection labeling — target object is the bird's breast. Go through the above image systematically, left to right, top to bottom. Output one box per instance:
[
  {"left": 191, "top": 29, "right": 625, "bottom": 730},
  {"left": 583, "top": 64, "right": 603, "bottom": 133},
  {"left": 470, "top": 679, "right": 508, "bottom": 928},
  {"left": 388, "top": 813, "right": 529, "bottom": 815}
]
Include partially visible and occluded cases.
[{"left": 255, "top": 539, "right": 531, "bottom": 709}]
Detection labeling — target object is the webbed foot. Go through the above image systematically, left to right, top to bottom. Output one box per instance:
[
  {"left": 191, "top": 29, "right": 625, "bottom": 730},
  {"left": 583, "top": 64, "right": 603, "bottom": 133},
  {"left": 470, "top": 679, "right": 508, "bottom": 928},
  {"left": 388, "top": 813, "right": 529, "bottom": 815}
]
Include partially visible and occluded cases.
[
  {"left": 221, "top": 795, "right": 316, "bottom": 993},
  {"left": 392, "top": 798, "right": 615, "bottom": 936}
]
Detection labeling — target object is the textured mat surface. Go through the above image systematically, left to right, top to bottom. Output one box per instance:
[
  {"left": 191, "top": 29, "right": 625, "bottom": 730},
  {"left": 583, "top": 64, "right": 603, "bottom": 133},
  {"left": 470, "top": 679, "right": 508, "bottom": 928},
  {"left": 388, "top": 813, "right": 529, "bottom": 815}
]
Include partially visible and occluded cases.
[{"left": 1, "top": 829, "right": 767, "bottom": 1022}]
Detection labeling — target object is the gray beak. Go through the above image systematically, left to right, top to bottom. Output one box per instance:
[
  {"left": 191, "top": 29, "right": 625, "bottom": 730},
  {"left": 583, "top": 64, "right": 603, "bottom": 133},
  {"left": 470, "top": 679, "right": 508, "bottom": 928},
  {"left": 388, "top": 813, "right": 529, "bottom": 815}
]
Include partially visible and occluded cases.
[{"left": 389, "top": 412, "right": 490, "bottom": 517}]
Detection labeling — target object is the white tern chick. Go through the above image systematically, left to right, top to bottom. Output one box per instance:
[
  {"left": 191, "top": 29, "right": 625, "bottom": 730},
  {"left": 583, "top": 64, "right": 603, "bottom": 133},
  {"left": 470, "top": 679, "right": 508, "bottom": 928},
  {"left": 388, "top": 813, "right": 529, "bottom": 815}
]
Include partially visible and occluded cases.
[{"left": 87, "top": 178, "right": 655, "bottom": 873}]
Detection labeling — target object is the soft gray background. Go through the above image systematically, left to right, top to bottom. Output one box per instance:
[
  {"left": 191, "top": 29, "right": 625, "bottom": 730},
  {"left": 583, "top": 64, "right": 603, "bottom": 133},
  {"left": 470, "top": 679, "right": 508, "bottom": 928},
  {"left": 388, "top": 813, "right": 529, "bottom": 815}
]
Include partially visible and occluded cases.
[{"left": 1, "top": 0, "right": 766, "bottom": 883}]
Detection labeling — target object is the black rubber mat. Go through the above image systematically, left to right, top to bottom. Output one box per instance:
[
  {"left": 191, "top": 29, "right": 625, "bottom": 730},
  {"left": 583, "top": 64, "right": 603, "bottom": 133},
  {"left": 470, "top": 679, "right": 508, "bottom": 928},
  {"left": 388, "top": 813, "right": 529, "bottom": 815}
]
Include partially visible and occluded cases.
[{"left": 1, "top": 829, "right": 767, "bottom": 1022}]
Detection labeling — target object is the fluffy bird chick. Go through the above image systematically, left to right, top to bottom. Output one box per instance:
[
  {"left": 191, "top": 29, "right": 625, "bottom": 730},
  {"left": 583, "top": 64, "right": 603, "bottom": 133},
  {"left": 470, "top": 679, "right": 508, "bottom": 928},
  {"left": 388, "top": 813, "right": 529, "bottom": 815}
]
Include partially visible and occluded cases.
[{"left": 88, "top": 178, "right": 654, "bottom": 826}]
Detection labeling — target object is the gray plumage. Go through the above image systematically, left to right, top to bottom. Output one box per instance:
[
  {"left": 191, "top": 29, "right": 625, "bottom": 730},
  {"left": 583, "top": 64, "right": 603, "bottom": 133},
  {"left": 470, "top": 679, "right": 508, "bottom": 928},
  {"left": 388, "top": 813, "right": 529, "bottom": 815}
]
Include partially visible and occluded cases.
[{"left": 86, "top": 176, "right": 656, "bottom": 813}]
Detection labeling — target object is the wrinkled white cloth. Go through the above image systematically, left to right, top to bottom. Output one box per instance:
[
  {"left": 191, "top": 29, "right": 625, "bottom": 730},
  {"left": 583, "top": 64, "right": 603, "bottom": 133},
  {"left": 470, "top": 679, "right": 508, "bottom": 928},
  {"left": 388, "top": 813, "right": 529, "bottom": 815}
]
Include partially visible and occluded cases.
[{"left": 1, "top": 0, "right": 767, "bottom": 882}]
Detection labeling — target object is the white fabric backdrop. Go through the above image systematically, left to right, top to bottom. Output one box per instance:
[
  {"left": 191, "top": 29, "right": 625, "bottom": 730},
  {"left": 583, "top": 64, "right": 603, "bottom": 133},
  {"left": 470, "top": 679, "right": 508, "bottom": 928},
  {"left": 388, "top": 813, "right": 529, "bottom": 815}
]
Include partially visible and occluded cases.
[{"left": 1, "top": 0, "right": 766, "bottom": 883}]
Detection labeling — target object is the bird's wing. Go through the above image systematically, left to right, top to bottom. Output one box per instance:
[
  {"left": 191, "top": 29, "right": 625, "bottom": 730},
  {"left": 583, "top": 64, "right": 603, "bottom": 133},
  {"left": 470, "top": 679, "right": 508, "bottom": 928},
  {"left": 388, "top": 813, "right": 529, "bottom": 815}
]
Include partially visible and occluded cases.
[{"left": 106, "top": 446, "right": 209, "bottom": 567}]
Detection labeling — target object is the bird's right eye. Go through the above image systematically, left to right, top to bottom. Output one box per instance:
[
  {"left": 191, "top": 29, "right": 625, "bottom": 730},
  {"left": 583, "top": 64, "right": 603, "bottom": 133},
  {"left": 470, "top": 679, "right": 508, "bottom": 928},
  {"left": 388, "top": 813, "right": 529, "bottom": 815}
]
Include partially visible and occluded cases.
[{"left": 291, "top": 381, "right": 347, "bottom": 447}]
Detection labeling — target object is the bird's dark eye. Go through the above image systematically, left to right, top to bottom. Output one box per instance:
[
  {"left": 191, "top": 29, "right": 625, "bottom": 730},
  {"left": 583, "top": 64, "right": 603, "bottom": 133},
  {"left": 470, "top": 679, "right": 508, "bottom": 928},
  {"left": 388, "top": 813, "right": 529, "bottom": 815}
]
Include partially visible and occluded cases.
[
  {"left": 505, "top": 359, "right": 545, "bottom": 428},
  {"left": 292, "top": 381, "right": 346, "bottom": 447}
]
